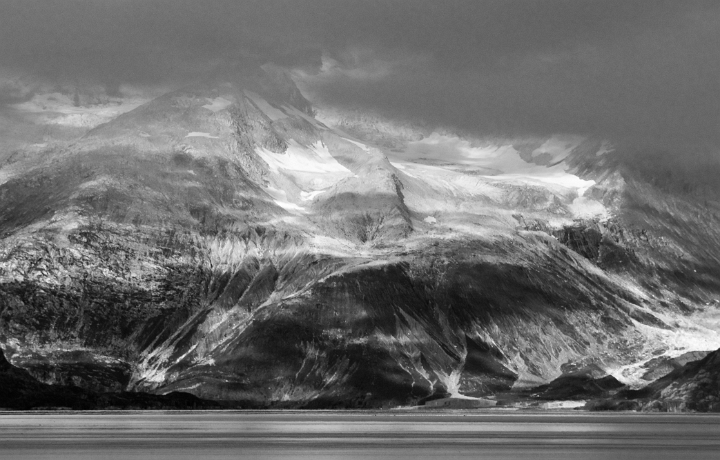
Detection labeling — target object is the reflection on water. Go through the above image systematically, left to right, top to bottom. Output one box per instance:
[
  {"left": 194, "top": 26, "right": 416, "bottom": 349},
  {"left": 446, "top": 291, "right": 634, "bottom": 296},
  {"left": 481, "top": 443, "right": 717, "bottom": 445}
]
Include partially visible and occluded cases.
[{"left": 1, "top": 412, "right": 719, "bottom": 459}]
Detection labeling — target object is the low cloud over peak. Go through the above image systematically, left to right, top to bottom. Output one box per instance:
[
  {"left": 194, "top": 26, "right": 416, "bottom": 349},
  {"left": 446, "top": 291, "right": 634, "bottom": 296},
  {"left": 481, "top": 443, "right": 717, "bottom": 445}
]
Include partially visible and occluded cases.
[{"left": 1, "top": 0, "right": 719, "bottom": 145}]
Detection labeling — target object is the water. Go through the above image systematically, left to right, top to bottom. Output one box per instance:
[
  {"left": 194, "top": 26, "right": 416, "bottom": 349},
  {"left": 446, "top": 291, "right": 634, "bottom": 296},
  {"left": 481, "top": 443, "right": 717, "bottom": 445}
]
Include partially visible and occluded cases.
[{"left": 1, "top": 411, "right": 719, "bottom": 459}]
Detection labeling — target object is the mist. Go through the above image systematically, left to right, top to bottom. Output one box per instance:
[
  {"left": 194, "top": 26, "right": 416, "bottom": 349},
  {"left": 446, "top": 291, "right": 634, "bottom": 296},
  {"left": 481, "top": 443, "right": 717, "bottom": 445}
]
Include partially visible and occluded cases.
[{"left": 1, "top": 0, "right": 719, "bottom": 146}]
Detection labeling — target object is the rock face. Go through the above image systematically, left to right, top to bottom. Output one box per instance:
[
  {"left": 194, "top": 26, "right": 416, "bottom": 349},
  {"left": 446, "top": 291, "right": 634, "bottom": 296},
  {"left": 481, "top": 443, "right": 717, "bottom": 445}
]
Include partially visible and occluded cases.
[
  {"left": 2, "top": 66, "right": 720, "bottom": 409},
  {"left": 0, "top": 346, "right": 214, "bottom": 410},
  {"left": 596, "top": 348, "right": 720, "bottom": 412},
  {"left": 645, "top": 350, "right": 720, "bottom": 412},
  {"left": 639, "top": 351, "right": 711, "bottom": 382},
  {"left": 530, "top": 371, "right": 625, "bottom": 401}
]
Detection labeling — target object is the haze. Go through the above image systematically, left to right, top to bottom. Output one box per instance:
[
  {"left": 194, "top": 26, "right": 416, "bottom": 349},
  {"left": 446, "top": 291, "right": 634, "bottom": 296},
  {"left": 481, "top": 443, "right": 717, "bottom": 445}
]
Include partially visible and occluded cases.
[{"left": 1, "top": 0, "right": 719, "bottom": 148}]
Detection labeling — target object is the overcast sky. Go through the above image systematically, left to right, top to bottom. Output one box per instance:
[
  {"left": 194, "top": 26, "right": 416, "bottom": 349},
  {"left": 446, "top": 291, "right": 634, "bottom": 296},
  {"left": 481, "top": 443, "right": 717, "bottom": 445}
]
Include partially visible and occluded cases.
[{"left": 1, "top": 0, "right": 719, "bottom": 145}]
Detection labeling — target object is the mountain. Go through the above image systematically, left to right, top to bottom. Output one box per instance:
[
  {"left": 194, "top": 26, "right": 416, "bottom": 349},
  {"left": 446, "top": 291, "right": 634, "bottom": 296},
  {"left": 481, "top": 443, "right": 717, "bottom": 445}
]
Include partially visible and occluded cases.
[{"left": 1, "top": 64, "right": 720, "bottom": 409}]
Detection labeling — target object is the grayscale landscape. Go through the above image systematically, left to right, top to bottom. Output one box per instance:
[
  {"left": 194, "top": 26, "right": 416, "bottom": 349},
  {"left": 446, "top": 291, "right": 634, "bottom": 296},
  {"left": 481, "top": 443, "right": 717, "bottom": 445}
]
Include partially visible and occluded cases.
[{"left": 1, "top": 1, "right": 720, "bottom": 457}]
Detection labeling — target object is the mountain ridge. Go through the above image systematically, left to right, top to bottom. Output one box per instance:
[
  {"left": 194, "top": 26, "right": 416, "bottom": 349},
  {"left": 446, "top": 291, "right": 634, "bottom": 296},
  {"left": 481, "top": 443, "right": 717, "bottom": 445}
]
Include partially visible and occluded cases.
[{"left": 1, "top": 66, "right": 720, "bottom": 409}]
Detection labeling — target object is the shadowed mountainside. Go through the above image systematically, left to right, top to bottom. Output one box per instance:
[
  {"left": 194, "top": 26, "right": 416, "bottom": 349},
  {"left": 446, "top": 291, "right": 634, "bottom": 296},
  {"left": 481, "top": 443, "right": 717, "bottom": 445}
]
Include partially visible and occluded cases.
[{"left": 0, "top": 346, "right": 217, "bottom": 410}]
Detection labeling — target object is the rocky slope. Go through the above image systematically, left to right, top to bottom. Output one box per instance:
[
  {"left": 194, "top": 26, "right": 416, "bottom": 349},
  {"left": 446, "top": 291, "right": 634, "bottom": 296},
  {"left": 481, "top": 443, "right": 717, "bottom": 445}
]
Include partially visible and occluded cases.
[
  {"left": 1, "top": 65, "right": 720, "bottom": 408},
  {"left": 0, "top": 346, "right": 216, "bottom": 410},
  {"left": 585, "top": 347, "right": 720, "bottom": 412},
  {"left": 638, "top": 348, "right": 720, "bottom": 412}
]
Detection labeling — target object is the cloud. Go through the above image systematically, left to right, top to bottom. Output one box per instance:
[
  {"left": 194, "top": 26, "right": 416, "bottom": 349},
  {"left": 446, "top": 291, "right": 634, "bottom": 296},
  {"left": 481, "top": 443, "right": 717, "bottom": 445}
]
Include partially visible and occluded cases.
[
  {"left": 0, "top": 0, "right": 322, "bottom": 85},
  {"left": 1, "top": 1, "right": 718, "bottom": 145},
  {"left": 298, "top": 1, "right": 720, "bottom": 145}
]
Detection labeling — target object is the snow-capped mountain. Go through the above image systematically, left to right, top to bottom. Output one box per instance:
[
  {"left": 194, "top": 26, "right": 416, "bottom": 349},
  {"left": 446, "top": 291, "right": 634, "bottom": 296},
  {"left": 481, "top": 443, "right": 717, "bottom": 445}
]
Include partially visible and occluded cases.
[{"left": 1, "top": 65, "right": 720, "bottom": 408}]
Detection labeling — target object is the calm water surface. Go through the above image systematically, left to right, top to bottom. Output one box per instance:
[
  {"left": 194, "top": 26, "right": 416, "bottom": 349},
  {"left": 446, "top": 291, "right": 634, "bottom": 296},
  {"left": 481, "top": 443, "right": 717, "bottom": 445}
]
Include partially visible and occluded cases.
[{"left": 1, "top": 411, "right": 719, "bottom": 459}]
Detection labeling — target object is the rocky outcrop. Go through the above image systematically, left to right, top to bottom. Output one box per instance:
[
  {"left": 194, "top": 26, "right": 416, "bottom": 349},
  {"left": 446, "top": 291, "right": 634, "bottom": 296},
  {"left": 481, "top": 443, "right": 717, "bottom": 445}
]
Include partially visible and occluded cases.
[
  {"left": 550, "top": 219, "right": 641, "bottom": 270},
  {"left": 0, "top": 346, "right": 216, "bottom": 410},
  {"left": 586, "top": 348, "right": 720, "bottom": 412},
  {"left": 623, "top": 349, "right": 720, "bottom": 412},
  {"left": 639, "top": 351, "right": 711, "bottom": 382},
  {"left": 530, "top": 372, "right": 625, "bottom": 401}
]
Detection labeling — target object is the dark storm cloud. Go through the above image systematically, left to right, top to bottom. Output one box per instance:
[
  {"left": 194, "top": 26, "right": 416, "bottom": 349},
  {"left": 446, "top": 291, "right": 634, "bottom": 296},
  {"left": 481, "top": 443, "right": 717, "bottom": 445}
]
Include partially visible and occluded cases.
[
  {"left": 0, "top": 0, "right": 323, "bottom": 84},
  {"left": 1, "top": 0, "right": 718, "bottom": 143},
  {"left": 299, "top": 0, "right": 720, "bottom": 145}
]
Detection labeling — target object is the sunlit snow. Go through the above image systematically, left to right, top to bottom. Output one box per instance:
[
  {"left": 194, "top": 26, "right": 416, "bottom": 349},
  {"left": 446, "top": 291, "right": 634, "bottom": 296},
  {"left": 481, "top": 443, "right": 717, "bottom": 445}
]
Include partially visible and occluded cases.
[
  {"left": 186, "top": 132, "right": 220, "bottom": 139},
  {"left": 389, "top": 133, "right": 601, "bottom": 217},
  {"left": 257, "top": 141, "right": 351, "bottom": 175},
  {"left": 265, "top": 186, "right": 307, "bottom": 214},
  {"left": 301, "top": 190, "right": 325, "bottom": 201}
]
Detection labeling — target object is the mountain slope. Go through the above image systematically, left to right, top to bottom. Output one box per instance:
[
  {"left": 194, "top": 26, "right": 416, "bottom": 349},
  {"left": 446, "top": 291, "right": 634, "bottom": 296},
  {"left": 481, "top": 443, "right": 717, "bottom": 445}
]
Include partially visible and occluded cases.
[{"left": 1, "top": 66, "right": 720, "bottom": 408}]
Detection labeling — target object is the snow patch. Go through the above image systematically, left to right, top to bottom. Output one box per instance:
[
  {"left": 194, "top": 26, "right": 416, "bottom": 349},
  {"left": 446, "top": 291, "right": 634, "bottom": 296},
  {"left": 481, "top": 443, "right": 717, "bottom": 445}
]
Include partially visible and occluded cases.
[
  {"left": 202, "top": 97, "right": 233, "bottom": 112},
  {"left": 186, "top": 132, "right": 219, "bottom": 139},
  {"left": 394, "top": 133, "right": 596, "bottom": 196},
  {"left": 343, "top": 137, "right": 371, "bottom": 152},
  {"left": 255, "top": 140, "right": 354, "bottom": 192},
  {"left": 390, "top": 161, "right": 420, "bottom": 179},
  {"left": 488, "top": 171, "right": 595, "bottom": 194},
  {"left": 76, "top": 175, "right": 114, "bottom": 190},
  {"left": 265, "top": 186, "right": 306, "bottom": 214},
  {"left": 301, "top": 190, "right": 325, "bottom": 201},
  {"left": 568, "top": 196, "right": 608, "bottom": 220},
  {"left": 275, "top": 200, "right": 306, "bottom": 212},
  {"left": 424, "top": 216, "right": 437, "bottom": 224},
  {"left": 193, "top": 356, "right": 216, "bottom": 366},
  {"left": 435, "top": 369, "right": 463, "bottom": 397},
  {"left": 166, "top": 382, "right": 203, "bottom": 392},
  {"left": 540, "top": 400, "right": 587, "bottom": 409}
]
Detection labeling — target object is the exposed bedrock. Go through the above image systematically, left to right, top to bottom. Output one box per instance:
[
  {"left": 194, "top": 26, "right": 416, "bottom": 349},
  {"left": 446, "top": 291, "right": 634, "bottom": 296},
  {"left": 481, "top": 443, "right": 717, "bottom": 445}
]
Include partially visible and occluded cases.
[{"left": 1, "top": 220, "right": 669, "bottom": 407}]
